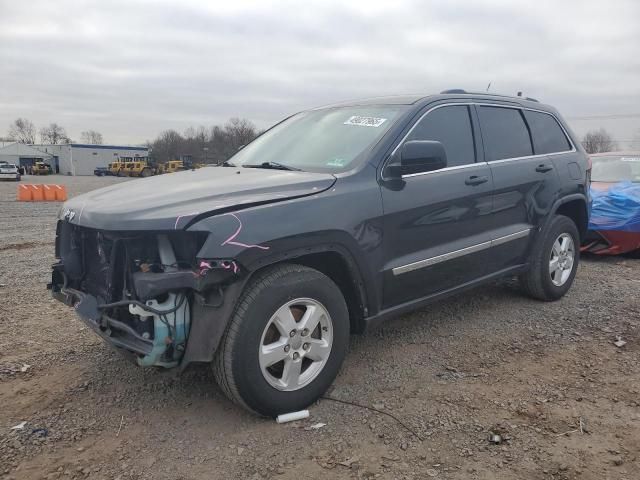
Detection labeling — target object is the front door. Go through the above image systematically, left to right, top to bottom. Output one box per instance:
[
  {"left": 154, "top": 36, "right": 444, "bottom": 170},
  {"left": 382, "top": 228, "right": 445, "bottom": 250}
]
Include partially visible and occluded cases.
[{"left": 380, "top": 104, "right": 494, "bottom": 308}]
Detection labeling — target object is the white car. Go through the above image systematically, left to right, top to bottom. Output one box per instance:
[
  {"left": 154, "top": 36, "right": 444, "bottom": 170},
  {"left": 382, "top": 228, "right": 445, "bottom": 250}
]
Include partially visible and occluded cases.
[{"left": 0, "top": 162, "right": 21, "bottom": 181}]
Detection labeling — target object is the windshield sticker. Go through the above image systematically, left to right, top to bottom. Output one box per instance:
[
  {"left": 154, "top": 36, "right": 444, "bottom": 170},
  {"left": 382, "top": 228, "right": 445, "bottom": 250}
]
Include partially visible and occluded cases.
[
  {"left": 344, "top": 116, "right": 387, "bottom": 127},
  {"left": 326, "top": 158, "right": 346, "bottom": 167}
]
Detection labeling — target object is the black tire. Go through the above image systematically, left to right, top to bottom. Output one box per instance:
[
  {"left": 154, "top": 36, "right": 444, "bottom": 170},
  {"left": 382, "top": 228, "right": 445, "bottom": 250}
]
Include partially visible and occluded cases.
[
  {"left": 520, "top": 215, "right": 580, "bottom": 301},
  {"left": 213, "top": 264, "right": 349, "bottom": 417}
]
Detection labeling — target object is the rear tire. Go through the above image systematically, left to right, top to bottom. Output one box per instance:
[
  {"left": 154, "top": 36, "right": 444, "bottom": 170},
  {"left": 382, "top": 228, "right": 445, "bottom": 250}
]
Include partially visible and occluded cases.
[
  {"left": 520, "top": 215, "right": 580, "bottom": 301},
  {"left": 213, "top": 264, "right": 349, "bottom": 416}
]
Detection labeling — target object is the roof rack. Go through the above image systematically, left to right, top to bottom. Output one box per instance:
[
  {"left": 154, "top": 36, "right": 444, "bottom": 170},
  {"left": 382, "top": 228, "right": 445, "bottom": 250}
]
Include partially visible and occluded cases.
[{"left": 439, "top": 89, "right": 539, "bottom": 103}]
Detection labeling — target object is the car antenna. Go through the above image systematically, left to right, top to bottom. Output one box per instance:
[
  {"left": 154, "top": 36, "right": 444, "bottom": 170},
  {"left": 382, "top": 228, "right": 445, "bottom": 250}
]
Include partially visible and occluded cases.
[{"left": 486, "top": 82, "right": 492, "bottom": 92}]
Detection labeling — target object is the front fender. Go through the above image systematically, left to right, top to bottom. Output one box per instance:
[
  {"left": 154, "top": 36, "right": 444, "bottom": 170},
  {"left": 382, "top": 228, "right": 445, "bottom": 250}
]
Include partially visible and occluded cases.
[
  {"left": 182, "top": 183, "right": 384, "bottom": 366},
  {"left": 187, "top": 187, "right": 383, "bottom": 304}
]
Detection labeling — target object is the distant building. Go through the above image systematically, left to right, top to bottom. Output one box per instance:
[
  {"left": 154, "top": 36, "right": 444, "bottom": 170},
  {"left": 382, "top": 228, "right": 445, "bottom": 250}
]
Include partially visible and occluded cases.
[{"left": 0, "top": 142, "right": 149, "bottom": 175}]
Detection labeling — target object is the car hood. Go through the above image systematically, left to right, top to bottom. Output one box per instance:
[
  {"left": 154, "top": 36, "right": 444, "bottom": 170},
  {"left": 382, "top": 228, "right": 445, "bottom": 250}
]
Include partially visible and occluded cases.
[{"left": 61, "top": 167, "right": 336, "bottom": 231}]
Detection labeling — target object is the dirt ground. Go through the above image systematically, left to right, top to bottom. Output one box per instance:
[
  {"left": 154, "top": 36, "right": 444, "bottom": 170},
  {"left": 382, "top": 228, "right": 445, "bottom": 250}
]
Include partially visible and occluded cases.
[{"left": 1, "top": 175, "right": 639, "bottom": 480}]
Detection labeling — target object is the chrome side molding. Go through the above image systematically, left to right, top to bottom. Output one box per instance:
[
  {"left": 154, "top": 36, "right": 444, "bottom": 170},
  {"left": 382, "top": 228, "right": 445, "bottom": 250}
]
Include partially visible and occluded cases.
[{"left": 392, "top": 228, "right": 531, "bottom": 276}]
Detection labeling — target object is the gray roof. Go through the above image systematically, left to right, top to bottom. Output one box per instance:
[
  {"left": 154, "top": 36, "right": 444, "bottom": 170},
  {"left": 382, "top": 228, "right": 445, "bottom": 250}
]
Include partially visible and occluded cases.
[{"left": 0, "top": 143, "right": 54, "bottom": 158}]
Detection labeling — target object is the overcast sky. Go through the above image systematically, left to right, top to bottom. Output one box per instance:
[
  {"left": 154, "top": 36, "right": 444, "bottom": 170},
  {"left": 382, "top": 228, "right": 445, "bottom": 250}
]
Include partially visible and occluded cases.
[{"left": 1, "top": 0, "right": 639, "bottom": 147}]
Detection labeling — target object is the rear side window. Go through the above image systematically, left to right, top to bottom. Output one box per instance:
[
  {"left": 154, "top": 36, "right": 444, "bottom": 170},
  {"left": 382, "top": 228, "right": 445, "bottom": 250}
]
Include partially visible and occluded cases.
[
  {"left": 407, "top": 105, "right": 476, "bottom": 167},
  {"left": 478, "top": 106, "right": 533, "bottom": 161},
  {"left": 524, "top": 110, "right": 572, "bottom": 154}
]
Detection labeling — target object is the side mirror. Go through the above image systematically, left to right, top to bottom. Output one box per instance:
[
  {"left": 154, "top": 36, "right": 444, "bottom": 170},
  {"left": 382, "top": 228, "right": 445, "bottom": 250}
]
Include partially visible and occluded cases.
[{"left": 385, "top": 140, "right": 447, "bottom": 178}]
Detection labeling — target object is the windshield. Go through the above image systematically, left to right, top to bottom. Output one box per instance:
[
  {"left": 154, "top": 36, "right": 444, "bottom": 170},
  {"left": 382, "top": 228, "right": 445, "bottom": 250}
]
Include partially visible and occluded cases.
[
  {"left": 230, "top": 105, "right": 406, "bottom": 172},
  {"left": 591, "top": 155, "right": 640, "bottom": 182}
]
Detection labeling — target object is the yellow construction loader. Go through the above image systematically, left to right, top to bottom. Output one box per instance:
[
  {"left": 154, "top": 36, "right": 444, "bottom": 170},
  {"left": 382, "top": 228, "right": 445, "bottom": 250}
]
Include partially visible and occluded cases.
[
  {"left": 110, "top": 157, "right": 154, "bottom": 177},
  {"left": 156, "top": 160, "right": 185, "bottom": 174},
  {"left": 31, "top": 161, "right": 51, "bottom": 175}
]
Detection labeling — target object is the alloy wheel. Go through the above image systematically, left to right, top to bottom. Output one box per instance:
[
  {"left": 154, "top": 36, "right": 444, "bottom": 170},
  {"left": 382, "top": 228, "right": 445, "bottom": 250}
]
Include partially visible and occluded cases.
[
  {"left": 549, "top": 233, "right": 575, "bottom": 287},
  {"left": 258, "top": 298, "right": 333, "bottom": 391}
]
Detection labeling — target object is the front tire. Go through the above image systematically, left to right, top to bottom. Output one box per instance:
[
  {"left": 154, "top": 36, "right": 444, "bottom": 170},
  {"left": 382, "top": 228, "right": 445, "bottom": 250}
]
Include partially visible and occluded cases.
[
  {"left": 520, "top": 215, "right": 580, "bottom": 301},
  {"left": 213, "top": 264, "right": 349, "bottom": 416}
]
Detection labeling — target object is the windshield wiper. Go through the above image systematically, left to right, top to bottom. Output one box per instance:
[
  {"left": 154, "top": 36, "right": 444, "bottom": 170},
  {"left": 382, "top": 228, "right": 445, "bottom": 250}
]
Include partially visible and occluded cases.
[
  {"left": 219, "top": 161, "right": 236, "bottom": 167},
  {"left": 243, "top": 161, "right": 301, "bottom": 171}
]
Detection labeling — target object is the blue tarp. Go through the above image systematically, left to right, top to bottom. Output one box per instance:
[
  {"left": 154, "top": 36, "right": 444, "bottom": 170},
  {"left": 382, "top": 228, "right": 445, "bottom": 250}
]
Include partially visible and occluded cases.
[{"left": 588, "top": 182, "right": 640, "bottom": 232}]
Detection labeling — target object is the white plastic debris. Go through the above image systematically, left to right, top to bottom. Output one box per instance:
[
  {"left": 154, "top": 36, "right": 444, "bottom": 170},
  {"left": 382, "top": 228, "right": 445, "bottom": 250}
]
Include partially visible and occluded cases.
[
  {"left": 614, "top": 336, "right": 627, "bottom": 348},
  {"left": 20, "top": 364, "right": 30, "bottom": 372},
  {"left": 276, "top": 410, "right": 309, "bottom": 424},
  {"left": 11, "top": 421, "right": 27, "bottom": 430},
  {"left": 305, "top": 422, "right": 326, "bottom": 430}
]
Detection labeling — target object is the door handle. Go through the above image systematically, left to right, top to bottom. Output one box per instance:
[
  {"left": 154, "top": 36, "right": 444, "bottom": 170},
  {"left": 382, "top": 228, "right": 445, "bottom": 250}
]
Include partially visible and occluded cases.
[
  {"left": 535, "top": 164, "right": 554, "bottom": 173},
  {"left": 465, "top": 175, "right": 489, "bottom": 186}
]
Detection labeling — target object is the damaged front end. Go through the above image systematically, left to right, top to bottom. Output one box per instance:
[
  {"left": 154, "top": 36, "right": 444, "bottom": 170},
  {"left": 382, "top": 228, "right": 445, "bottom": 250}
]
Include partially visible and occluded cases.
[{"left": 48, "top": 220, "right": 241, "bottom": 368}]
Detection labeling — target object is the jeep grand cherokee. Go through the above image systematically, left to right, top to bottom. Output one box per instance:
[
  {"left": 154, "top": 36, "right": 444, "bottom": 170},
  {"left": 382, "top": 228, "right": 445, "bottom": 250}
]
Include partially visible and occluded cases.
[{"left": 49, "top": 90, "right": 590, "bottom": 416}]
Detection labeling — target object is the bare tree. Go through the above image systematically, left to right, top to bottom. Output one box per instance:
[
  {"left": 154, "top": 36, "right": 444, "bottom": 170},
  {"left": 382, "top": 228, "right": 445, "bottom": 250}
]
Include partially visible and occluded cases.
[
  {"left": 224, "top": 117, "right": 257, "bottom": 150},
  {"left": 8, "top": 118, "right": 36, "bottom": 144},
  {"left": 147, "top": 118, "right": 259, "bottom": 165},
  {"left": 39, "top": 123, "right": 69, "bottom": 144},
  {"left": 582, "top": 128, "right": 617, "bottom": 154},
  {"left": 632, "top": 128, "right": 640, "bottom": 150},
  {"left": 80, "top": 130, "right": 103, "bottom": 144},
  {"left": 149, "top": 130, "right": 183, "bottom": 163}
]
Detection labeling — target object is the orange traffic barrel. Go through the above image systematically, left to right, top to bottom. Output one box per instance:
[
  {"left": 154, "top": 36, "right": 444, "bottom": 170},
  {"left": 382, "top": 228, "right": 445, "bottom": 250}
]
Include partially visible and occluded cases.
[
  {"left": 17, "top": 184, "right": 32, "bottom": 201},
  {"left": 17, "top": 184, "right": 68, "bottom": 202},
  {"left": 30, "top": 184, "right": 44, "bottom": 201},
  {"left": 43, "top": 184, "right": 57, "bottom": 201},
  {"left": 54, "top": 185, "right": 68, "bottom": 201}
]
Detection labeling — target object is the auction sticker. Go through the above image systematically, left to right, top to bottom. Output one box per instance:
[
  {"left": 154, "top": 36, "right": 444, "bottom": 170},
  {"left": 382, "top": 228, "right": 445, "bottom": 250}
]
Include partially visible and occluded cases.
[{"left": 344, "top": 116, "right": 387, "bottom": 127}]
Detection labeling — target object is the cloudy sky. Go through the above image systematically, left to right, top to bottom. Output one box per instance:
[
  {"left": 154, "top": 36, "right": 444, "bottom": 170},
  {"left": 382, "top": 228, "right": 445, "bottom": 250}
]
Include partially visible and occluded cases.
[{"left": 1, "top": 0, "right": 639, "bottom": 146}]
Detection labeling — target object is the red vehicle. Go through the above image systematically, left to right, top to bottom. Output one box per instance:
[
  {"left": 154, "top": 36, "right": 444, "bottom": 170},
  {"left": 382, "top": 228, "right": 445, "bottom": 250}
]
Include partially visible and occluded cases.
[{"left": 583, "top": 151, "right": 640, "bottom": 255}]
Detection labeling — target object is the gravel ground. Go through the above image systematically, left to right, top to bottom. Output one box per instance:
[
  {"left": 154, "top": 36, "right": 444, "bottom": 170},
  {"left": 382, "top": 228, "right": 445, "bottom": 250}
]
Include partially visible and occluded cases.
[{"left": 1, "top": 175, "right": 639, "bottom": 480}]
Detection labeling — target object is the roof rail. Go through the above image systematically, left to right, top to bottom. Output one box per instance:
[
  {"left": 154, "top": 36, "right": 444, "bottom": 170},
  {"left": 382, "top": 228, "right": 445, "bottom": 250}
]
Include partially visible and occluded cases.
[{"left": 439, "top": 89, "right": 540, "bottom": 102}]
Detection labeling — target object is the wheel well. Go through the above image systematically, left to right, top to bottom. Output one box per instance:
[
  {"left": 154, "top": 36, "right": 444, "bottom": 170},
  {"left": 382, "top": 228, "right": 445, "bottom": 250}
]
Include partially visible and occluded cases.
[
  {"left": 556, "top": 199, "right": 588, "bottom": 240},
  {"left": 285, "top": 252, "right": 366, "bottom": 334}
]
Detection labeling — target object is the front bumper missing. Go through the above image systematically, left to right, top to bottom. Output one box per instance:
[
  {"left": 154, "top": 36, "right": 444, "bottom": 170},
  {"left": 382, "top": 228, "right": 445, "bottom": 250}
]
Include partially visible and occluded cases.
[{"left": 49, "top": 285, "right": 154, "bottom": 358}]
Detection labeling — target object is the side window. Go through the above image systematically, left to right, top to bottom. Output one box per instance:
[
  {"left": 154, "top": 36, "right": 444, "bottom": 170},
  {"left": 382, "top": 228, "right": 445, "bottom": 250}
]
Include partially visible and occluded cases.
[
  {"left": 407, "top": 105, "right": 476, "bottom": 167},
  {"left": 478, "top": 106, "right": 533, "bottom": 161},
  {"left": 524, "top": 110, "right": 572, "bottom": 154}
]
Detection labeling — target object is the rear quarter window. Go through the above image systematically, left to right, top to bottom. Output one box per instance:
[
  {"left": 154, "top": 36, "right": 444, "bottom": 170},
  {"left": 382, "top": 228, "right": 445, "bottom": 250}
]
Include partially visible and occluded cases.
[
  {"left": 478, "top": 106, "right": 533, "bottom": 161},
  {"left": 524, "top": 110, "right": 572, "bottom": 154}
]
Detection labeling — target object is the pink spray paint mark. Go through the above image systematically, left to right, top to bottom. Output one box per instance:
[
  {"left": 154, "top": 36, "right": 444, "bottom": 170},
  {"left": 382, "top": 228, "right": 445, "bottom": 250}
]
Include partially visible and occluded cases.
[
  {"left": 174, "top": 212, "right": 199, "bottom": 230},
  {"left": 221, "top": 213, "right": 269, "bottom": 250},
  {"left": 198, "top": 260, "right": 213, "bottom": 276},
  {"left": 221, "top": 260, "right": 240, "bottom": 274}
]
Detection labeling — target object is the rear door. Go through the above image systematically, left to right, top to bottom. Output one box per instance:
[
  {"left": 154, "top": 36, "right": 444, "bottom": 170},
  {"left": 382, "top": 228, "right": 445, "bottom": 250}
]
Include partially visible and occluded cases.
[
  {"left": 380, "top": 104, "right": 494, "bottom": 308},
  {"left": 476, "top": 104, "right": 563, "bottom": 272}
]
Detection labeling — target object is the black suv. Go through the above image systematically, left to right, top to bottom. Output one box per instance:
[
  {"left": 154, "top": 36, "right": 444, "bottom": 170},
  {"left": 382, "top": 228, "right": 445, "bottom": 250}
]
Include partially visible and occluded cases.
[{"left": 50, "top": 91, "right": 590, "bottom": 416}]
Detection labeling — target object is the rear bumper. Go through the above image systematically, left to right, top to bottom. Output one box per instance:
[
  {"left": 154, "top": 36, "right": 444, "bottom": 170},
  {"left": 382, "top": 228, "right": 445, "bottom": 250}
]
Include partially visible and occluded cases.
[{"left": 0, "top": 173, "right": 20, "bottom": 180}]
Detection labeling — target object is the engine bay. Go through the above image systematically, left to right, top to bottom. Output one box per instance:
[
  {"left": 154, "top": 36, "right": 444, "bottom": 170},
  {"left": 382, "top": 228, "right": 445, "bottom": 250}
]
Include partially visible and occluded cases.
[{"left": 50, "top": 221, "right": 239, "bottom": 367}]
